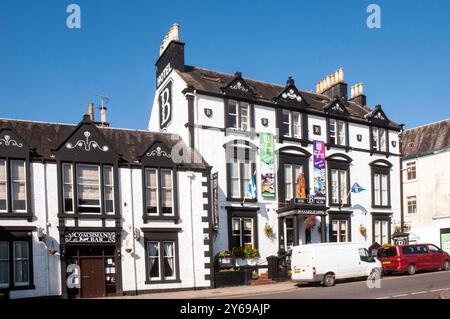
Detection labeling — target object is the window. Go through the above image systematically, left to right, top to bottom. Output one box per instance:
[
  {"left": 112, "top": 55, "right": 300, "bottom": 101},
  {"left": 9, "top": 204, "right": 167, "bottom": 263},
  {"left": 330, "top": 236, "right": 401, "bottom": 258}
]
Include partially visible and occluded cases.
[
  {"left": 227, "top": 100, "right": 250, "bottom": 131},
  {"left": 282, "top": 110, "right": 302, "bottom": 139},
  {"left": 329, "top": 119, "right": 346, "bottom": 146},
  {"left": 372, "top": 127, "right": 387, "bottom": 152},
  {"left": 229, "top": 159, "right": 253, "bottom": 200},
  {"left": 0, "top": 160, "right": 6, "bottom": 212},
  {"left": 10, "top": 160, "right": 27, "bottom": 212},
  {"left": 406, "top": 162, "right": 416, "bottom": 180},
  {"left": 62, "top": 164, "right": 74, "bottom": 213},
  {"left": 76, "top": 164, "right": 101, "bottom": 213},
  {"left": 284, "top": 164, "right": 303, "bottom": 201},
  {"left": 103, "top": 166, "right": 114, "bottom": 214},
  {"left": 144, "top": 168, "right": 174, "bottom": 216},
  {"left": 330, "top": 169, "right": 348, "bottom": 205},
  {"left": 373, "top": 172, "right": 389, "bottom": 207},
  {"left": 407, "top": 196, "right": 417, "bottom": 214},
  {"left": 231, "top": 217, "right": 254, "bottom": 247},
  {"left": 285, "top": 217, "right": 294, "bottom": 251},
  {"left": 373, "top": 217, "right": 390, "bottom": 245},
  {"left": 331, "top": 220, "right": 348, "bottom": 242},
  {"left": 0, "top": 240, "right": 31, "bottom": 289},
  {"left": 146, "top": 241, "right": 176, "bottom": 281},
  {"left": 0, "top": 242, "right": 8, "bottom": 288},
  {"left": 428, "top": 244, "right": 440, "bottom": 253}
]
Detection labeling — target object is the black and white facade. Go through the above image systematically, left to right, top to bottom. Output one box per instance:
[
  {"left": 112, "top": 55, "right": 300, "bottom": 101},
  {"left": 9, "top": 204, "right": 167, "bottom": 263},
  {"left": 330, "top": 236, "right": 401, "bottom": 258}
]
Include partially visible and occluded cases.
[
  {"left": 148, "top": 24, "right": 402, "bottom": 261},
  {"left": 0, "top": 114, "right": 213, "bottom": 298}
]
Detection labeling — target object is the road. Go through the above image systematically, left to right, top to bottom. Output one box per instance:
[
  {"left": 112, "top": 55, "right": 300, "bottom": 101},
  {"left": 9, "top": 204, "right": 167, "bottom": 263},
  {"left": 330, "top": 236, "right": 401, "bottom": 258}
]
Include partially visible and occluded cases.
[{"left": 236, "top": 270, "right": 450, "bottom": 299}]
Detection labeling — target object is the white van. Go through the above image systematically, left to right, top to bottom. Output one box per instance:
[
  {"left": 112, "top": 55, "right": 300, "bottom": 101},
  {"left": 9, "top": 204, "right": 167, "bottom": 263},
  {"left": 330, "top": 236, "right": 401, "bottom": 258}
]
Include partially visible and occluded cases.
[{"left": 291, "top": 242, "right": 382, "bottom": 287}]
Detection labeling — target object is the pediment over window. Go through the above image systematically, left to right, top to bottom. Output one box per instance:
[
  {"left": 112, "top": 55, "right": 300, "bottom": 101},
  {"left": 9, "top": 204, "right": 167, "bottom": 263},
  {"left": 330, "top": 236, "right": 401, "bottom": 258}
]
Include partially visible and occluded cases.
[
  {"left": 221, "top": 72, "right": 256, "bottom": 99},
  {"left": 273, "top": 77, "right": 309, "bottom": 108},
  {"left": 324, "top": 98, "right": 349, "bottom": 117},
  {"left": 365, "top": 105, "right": 389, "bottom": 126},
  {"left": 55, "top": 116, "right": 119, "bottom": 162},
  {"left": 0, "top": 127, "right": 30, "bottom": 157},
  {"left": 141, "top": 140, "right": 175, "bottom": 167},
  {"left": 277, "top": 146, "right": 311, "bottom": 158},
  {"left": 326, "top": 153, "right": 353, "bottom": 163},
  {"left": 369, "top": 159, "right": 392, "bottom": 168}
]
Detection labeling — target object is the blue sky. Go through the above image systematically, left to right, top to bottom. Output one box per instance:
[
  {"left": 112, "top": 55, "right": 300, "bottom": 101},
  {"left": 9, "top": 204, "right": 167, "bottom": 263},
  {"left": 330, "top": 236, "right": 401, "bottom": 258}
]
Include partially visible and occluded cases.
[{"left": 0, "top": 0, "right": 449, "bottom": 130}]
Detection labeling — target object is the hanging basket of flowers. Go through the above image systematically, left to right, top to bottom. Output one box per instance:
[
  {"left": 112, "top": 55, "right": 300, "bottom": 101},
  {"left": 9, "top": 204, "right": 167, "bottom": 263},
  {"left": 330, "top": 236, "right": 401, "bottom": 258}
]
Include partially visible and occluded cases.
[
  {"left": 304, "top": 215, "right": 318, "bottom": 230},
  {"left": 359, "top": 225, "right": 367, "bottom": 238}
]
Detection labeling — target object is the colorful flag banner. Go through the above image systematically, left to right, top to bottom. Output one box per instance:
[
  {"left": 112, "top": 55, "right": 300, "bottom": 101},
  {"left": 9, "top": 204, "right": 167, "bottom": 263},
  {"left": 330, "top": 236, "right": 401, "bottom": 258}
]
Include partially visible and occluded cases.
[
  {"left": 260, "top": 132, "right": 275, "bottom": 197},
  {"left": 313, "top": 140, "right": 326, "bottom": 204}
]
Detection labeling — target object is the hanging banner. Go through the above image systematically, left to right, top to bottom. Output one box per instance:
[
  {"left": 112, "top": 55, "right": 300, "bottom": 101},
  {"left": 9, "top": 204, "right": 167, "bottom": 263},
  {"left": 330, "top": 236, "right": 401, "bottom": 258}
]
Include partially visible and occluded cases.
[
  {"left": 260, "top": 132, "right": 275, "bottom": 197},
  {"left": 313, "top": 140, "right": 326, "bottom": 204},
  {"left": 212, "top": 172, "right": 219, "bottom": 230}
]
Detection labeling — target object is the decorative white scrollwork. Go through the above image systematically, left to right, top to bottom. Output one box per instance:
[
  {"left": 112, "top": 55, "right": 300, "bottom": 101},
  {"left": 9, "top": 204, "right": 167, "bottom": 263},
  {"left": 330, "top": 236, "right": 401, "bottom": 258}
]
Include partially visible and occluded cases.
[
  {"left": 230, "top": 81, "right": 249, "bottom": 93},
  {"left": 281, "top": 88, "right": 302, "bottom": 102},
  {"left": 331, "top": 103, "right": 343, "bottom": 111},
  {"left": 374, "top": 112, "right": 385, "bottom": 120},
  {"left": 65, "top": 131, "right": 109, "bottom": 152},
  {"left": 0, "top": 135, "right": 23, "bottom": 147},
  {"left": 147, "top": 146, "right": 171, "bottom": 158}
]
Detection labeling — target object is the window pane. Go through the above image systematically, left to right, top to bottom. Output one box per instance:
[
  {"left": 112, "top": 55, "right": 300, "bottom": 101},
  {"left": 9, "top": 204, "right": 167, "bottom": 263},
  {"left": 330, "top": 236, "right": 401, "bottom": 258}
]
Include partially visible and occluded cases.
[
  {"left": 228, "top": 101, "right": 238, "bottom": 128},
  {"left": 240, "top": 103, "right": 249, "bottom": 131},
  {"left": 282, "top": 110, "right": 290, "bottom": 136},
  {"left": 292, "top": 112, "right": 301, "bottom": 138},
  {"left": 329, "top": 120, "right": 336, "bottom": 144},
  {"left": 337, "top": 121, "right": 345, "bottom": 145},
  {"left": 372, "top": 127, "right": 378, "bottom": 150},
  {"left": 379, "top": 129, "right": 386, "bottom": 152},
  {"left": 0, "top": 160, "right": 6, "bottom": 211},
  {"left": 11, "top": 160, "right": 26, "bottom": 212},
  {"left": 231, "top": 160, "right": 240, "bottom": 198},
  {"left": 241, "top": 163, "right": 251, "bottom": 199},
  {"left": 63, "top": 164, "right": 73, "bottom": 212},
  {"left": 284, "top": 164, "right": 292, "bottom": 200},
  {"left": 77, "top": 165, "right": 100, "bottom": 210},
  {"left": 103, "top": 166, "right": 114, "bottom": 215},
  {"left": 145, "top": 169, "right": 158, "bottom": 214},
  {"left": 331, "top": 169, "right": 339, "bottom": 204},
  {"left": 160, "top": 170, "right": 173, "bottom": 215},
  {"left": 339, "top": 170, "right": 347, "bottom": 204},
  {"left": 374, "top": 174, "right": 380, "bottom": 205},
  {"left": 381, "top": 174, "right": 388, "bottom": 206},
  {"left": 331, "top": 220, "right": 338, "bottom": 242},
  {"left": 374, "top": 220, "right": 381, "bottom": 243},
  {"left": 340, "top": 221, "right": 347, "bottom": 242},
  {"left": 381, "top": 221, "right": 388, "bottom": 244},
  {"left": 13, "top": 241, "right": 29, "bottom": 285},
  {"left": 0, "top": 242, "right": 8, "bottom": 287},
  {"left": 147, "top": 242, "right": 160, "bottom": 278},
  {"left": 163, "top": 242, "right": 175, "bottom": 278}
]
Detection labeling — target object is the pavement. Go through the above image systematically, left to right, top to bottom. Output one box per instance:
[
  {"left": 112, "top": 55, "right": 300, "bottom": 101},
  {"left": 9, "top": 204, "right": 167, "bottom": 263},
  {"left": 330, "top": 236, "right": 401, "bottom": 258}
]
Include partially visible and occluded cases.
[{"left": 105, "top": 270, "right": 450, "bottom": 299}]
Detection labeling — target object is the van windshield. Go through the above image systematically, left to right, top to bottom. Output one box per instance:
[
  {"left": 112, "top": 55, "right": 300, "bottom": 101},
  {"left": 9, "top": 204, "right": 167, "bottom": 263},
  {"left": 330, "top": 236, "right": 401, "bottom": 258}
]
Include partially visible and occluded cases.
[{"left": 378, "top": 247, "right": 397, "bottom": 258}]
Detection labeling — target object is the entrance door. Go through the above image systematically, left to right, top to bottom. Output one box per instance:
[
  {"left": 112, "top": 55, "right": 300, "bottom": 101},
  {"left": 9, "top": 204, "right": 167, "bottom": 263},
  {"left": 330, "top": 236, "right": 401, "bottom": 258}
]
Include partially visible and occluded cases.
[{"left": 80, "top": 258, "right": 105, "bottom": 298}]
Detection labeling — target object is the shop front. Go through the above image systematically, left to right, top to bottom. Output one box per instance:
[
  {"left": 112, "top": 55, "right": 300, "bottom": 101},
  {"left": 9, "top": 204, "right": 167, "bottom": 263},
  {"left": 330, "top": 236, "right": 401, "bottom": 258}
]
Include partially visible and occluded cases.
[{"left": 60, "top": 229, "right": 122, "bottom": 298}]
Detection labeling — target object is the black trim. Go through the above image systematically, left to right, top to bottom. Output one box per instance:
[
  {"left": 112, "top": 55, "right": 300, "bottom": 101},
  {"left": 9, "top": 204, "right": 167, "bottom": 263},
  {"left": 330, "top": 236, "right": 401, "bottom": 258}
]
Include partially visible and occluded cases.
[
  {"left": 327, "top": 154, "right": 352, "bottom": 208},
  {"left": 226, "top": 207, "right": 259, "bottom": 250},
  {"left": 328, "top": 211, "right": 352, "bottom": 242},
  {"left": 372, "top": 213, "right": 392, "bottom": 244}
]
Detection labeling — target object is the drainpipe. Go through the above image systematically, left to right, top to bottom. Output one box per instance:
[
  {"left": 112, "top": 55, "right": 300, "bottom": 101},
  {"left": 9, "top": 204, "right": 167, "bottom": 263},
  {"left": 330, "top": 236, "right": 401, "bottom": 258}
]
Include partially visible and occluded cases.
[
  {"left": 194, "top": 90, "right": 199, "bottom": 155},
  {"left": 399, "top": 125, "right": 405, "bottom": 232},
  {"left": 43, "top": 161, "right": 50, "bottom": 296},
  {"left": 129, "top": 168, "right": 138, "bottom": 295},
  {"left": 188, "top": 172, "right": 197, "bottom": 289}
]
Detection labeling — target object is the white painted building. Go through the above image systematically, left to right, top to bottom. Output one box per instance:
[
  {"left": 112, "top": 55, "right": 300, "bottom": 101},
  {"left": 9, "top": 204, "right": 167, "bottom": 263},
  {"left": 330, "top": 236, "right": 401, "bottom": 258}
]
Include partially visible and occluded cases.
[
  {"left": 148, "top": 24, "right": 402, "bottom": 263},
  {"left": 0, "top": 111, "right": 213, "bottom": 299},
  {"left": 401, "top": 119, "right": 450, "bottom": 251}
]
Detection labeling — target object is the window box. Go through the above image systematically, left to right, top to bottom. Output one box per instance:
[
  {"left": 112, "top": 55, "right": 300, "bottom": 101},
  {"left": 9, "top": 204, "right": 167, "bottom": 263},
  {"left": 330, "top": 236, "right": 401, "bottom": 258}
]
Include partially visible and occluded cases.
[{"left": 214, "top": 268, "right": 253, "bottom": 288}]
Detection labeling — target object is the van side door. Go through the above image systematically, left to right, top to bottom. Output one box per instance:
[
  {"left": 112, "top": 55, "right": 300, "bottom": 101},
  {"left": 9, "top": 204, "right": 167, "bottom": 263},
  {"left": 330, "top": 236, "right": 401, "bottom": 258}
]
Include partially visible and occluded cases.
[
  {"left": 415, "top": 244, "right": 430, "bottom": 270},
  {"left": 427, "top": 244, "right": 444, "bottom": 269}
]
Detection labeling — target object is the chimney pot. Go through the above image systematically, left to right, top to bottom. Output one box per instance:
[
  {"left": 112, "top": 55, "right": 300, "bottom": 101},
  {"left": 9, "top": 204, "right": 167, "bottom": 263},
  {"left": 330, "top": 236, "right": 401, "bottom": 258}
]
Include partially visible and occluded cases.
[
  {"left": 88, "top": 102, "right": 95, "bottom": 121},
  {"left": 99, "top": 107, "right": 109, "bottom": 127}
]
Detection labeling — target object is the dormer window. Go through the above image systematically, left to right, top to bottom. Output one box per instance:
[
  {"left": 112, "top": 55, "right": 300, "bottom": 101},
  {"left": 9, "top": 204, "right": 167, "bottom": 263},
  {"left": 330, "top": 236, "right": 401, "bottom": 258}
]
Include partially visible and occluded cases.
[
  {"left": 227, "top": 100, "right": 250, "bottom": 131},
  {"left": 282, "top": 110, "right": 302, "bottom": 139},
  {"left": 329, "top": 119, "right": 346, "bottom": 146},
  {"left": 372, "top": 127, "right": 387, "bottom": 152},
  {"left": 0, "top": 159, "right": 27, "bottom": 213},
  {"left": 144, "top": 168, "right": 174, "bottom": 216}
]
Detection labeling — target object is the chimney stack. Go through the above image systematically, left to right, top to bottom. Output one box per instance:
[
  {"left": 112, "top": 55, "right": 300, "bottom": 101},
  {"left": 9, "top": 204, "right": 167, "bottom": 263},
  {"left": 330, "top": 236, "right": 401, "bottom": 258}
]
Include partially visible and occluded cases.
[
  {"left": 315, "top": 67, "right": 347, "bottom": 99},
  {"left": 349, "top": 83, "right": 367, "bottom": 106},
  {"left": 88, "top": 102, "right": 95, "bottom": 121},
  {"left": 99, "top": 106, "right": 109, "bottom": 127}
]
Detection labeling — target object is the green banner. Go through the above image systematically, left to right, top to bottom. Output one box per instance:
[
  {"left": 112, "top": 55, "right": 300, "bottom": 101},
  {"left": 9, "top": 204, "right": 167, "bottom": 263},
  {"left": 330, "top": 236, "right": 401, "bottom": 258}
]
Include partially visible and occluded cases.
[{"left": 260, "top": 133, "right": 275, "bottom": 197}]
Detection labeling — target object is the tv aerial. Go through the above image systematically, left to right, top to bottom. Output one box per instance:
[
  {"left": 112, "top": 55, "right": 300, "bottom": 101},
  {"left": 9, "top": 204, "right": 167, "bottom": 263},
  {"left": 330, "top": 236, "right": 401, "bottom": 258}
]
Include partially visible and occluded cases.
[{"left": 94, "top": 94, "right": 111, "bottom": 108}]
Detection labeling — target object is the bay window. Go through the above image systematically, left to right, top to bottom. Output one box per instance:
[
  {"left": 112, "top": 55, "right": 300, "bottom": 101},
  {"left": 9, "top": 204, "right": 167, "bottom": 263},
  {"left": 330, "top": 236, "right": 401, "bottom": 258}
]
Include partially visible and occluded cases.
[
  {"left": 227, "top": 100, "right": 251, "bottom": 131},
  {"left": 282, "top": 110, "right": 302, "bottom": 139},
  {"left": 0, "top": 159, "right": 28, "bottom": 214},
  {"left": 284, "top": 164, "right": 304, "bottom": 201},
  {"left": 144, "top": 168, "right": 174, "bottom": 216}
]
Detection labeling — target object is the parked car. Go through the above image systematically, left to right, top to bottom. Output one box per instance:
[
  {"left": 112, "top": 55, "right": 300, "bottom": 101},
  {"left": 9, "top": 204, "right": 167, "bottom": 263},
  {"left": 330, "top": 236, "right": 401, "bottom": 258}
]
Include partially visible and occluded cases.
[
  {"left": 291, "top": 242, "right": 382, "bottom": 287},
  {"left": 377, "top": 243, "right": 450, "bottom": 275}
]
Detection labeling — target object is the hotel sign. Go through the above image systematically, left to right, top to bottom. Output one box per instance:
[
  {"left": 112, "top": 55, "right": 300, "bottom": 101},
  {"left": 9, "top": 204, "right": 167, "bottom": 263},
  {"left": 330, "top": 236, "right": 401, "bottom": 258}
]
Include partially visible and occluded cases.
[{"left": 65, "top": 231, "right": 116, "bottom": 244}]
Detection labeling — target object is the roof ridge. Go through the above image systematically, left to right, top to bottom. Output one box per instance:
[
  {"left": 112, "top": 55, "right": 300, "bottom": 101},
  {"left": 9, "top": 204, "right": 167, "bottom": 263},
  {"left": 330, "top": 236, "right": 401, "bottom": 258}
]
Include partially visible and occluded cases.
[
  {"left": 0, "top": 117, "right": 76, "bottom": 127},
  {"left": 405, "top": 118, "right": 450, "bottom": 132}
]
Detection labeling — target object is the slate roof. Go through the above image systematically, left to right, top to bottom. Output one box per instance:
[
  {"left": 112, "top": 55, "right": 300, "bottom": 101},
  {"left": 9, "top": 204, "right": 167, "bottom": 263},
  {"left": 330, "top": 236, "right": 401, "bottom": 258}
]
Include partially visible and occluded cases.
[
  {"left": 176, "top": 66, "right": 400, "bottom": 129},
  {"left": 0, "top": 118, "right": 210, "bottom": 170},
  {"left": 401, "top": 119, "right": 450, "bottom": 158}
]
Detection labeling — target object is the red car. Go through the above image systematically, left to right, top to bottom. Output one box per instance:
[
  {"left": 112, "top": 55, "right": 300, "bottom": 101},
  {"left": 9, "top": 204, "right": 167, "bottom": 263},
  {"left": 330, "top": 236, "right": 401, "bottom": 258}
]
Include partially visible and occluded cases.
[{"left": 377, "top": 243, "right": 450, "bottom": 275}]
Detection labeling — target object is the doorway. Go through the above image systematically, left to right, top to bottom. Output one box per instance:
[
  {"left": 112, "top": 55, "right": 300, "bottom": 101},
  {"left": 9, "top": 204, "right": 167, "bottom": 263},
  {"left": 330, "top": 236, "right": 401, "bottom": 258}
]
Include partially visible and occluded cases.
[{"left": 80, "top": 258, "right": 105, "bottom": 298}]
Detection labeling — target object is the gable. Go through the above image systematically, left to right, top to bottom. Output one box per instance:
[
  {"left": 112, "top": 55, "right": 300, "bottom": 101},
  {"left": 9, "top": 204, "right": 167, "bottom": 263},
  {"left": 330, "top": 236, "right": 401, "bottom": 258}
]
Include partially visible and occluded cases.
[
  {"left": 221, "top": 72, "right": 255, "bottom": 99},
  {"left": 273, "top": 78, "right": 309, "bottom": 109},
  {"left": 324, "top": 98, "right": 349, "bottom": 117},
  {"left": 367, "top": 105, "right": 390, "bottom": 126},
  {"left": 0, "top": 127, "right": 29, "bottom": 158},
  {"left": 141, "top": 140, "right": 175, "bottom": 167}
]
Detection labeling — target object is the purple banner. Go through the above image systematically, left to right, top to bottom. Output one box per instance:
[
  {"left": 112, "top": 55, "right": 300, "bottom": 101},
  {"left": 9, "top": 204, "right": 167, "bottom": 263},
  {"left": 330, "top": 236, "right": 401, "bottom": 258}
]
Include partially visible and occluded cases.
[{"left": 313, "top": 140, "right": 326, "bottom": 203}]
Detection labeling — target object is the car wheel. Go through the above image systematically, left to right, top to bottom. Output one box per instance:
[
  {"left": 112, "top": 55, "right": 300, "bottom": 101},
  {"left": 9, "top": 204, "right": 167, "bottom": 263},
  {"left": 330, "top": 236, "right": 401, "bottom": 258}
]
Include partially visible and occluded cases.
[
  {"left": 443, "top": 260, "right": 450, "bottom": 271},
  {"left": 407, "top": 264, "right": 416, "bottom": 275},
  {"left": 322, "top": 273, "right": 335, "bottom": 287}
]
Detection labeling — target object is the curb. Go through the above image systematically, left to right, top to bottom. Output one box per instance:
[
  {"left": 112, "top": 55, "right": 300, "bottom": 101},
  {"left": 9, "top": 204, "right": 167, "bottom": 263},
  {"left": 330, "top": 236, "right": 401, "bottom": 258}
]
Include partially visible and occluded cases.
[
  {"left": 203, "top": 285, "right": 301, "bottom": 299},
  {"left": 439, "top": 289, "right": 450, "bottom": 299}
]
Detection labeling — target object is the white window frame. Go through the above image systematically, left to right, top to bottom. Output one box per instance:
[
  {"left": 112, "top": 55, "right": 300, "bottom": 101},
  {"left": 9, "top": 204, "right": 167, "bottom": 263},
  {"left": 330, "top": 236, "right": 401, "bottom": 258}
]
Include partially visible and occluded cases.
[
  {"left": 228, "top": 100, "right": 250, "bottom": 132},
  {"left": 282, "top": 110, "right": 302, "bottom": 139},
  {"left": 329, "top": 119, "right": 346, "bottom": 145},
  {"left": 372, "top": 127, "right": 387, "bottom": 152},
  {"left": 0, "top": 159, "right": 7, "bottom": 213},
  {"left": 230, "top": 159, "right": 252, "bottom": 199},
  {"left": 10, "top": 160, "right": 27, "bottom": 213},
  {"left": 62, "top": 163, "right": 74, "bottom": 213},
  {"left": 76, "top": 164, "right": 101, "bottom": 213},
  {"left": 103, "top": 165, "right": 114, "bottom": 214},
  {"left": 145, "top": 168, "right": 159, "bottom": 216},
  {"left": 330, "top": 168, "right": 348, "bottom": 205},
  {"left": 373, "top": 172, "right": 389, "bottom": 206},
  {"left": 407, "top": 196, "right": 417, "bottom": 214},
  {"left": 231, "top": 217, "right": 254, "bottom": 248},
  {"left": 331, "top": 219, "right": 348, "bottom": 242},
  {"left": 0, "top": 241, "right": 9, "bottom": 288},
  {"left": 13, "top": 241, "right": 29, "bottom": 287},
  {"left": 147, "top": 241, "right": 161, "bottom": 280},
  {"left": 162, "top": 241, "right": 176, "bottom": 280}
]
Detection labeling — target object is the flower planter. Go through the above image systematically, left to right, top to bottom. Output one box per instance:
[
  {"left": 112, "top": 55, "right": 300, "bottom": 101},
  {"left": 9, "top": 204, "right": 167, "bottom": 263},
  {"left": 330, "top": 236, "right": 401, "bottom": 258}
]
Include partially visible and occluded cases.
[
  {"left": 235, "top": 258, "right": 256, "bottom": 267},
  {"left": 214, "top": 268, "right": 253, "bottom": 288}
]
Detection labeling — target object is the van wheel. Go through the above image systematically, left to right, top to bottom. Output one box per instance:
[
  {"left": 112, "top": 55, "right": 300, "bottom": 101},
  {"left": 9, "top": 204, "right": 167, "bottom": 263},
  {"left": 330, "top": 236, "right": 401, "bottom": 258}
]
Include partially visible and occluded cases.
[
  {"left": 443, "top": 260, "right": 450, "bottom": 271},
  {"left": 407, "top": 264, "right": 416, "bottom": 275},
  {"left": 322, "top": 273, "right": 335, "bottom": 287}
]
